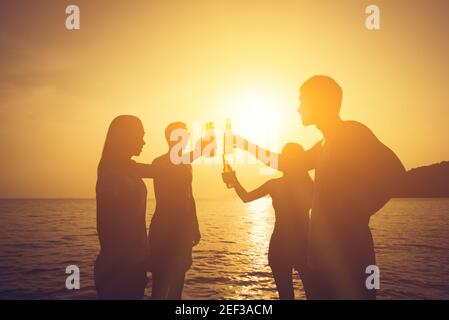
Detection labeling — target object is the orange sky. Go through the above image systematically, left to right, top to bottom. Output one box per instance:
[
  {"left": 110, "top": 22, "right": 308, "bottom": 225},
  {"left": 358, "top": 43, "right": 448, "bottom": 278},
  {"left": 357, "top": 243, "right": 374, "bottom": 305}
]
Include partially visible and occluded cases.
[{"left": 1, "top": 0, "right": 448, "bottom": 198}]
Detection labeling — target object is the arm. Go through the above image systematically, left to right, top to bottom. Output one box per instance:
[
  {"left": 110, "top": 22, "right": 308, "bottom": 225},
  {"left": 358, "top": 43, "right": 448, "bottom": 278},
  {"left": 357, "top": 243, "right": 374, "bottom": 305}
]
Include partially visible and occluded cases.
[
  {"left": 349, "top": 129, "right": 405, "bottom": 215},
  {"left": 234, "top": 135, "right": 321, "bottom": 171},
  {"left": 234, "top": 136, "right": 280, "bottom": 170},
  {"left": 133, "top": 162, "right": 157, "bottom": 178},
  {"left": 225, "top": 171, "right": 272, "bottom": 203},
  {"left": 190, "top": 192, "right": 201, "bottom": 246}
]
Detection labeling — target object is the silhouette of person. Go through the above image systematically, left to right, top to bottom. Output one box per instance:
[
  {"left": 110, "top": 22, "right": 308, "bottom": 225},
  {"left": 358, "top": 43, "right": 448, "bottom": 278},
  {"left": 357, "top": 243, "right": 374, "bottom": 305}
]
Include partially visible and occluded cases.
[
  {"left": 234, "top": 75, "right": 405, "bottom": 299},
  {"left": 298, "top": 76, "right": 406, "bottom": 299},
  {"left": 95, "top": 115, "right": 156, "bottom": 300},
  {"left": 148, "top": 122, "right": 214, "bottom": 300},
  {"left": 222, "top": 143, "right": 313, "bottom": 300}
]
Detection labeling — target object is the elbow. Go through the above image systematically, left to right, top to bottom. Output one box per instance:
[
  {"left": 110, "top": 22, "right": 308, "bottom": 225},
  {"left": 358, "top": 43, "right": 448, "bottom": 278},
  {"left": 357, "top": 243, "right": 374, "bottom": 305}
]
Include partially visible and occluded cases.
[{"left": 241, "top": 197, "right": 251, "bottom": 203}]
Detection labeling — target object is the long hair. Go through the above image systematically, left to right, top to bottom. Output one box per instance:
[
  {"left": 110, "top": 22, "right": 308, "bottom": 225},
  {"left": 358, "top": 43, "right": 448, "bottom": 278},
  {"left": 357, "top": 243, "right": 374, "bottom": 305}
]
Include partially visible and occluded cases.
[{"left": 98, "top": 115, "right": 143, "bottom": 173}]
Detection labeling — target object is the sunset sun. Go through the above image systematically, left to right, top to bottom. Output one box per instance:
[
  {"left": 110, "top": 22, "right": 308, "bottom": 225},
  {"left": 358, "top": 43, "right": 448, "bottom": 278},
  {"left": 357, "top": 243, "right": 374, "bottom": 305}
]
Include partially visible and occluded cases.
[{"left": 221, "top": 88, "right": 284, "bottom": 144}]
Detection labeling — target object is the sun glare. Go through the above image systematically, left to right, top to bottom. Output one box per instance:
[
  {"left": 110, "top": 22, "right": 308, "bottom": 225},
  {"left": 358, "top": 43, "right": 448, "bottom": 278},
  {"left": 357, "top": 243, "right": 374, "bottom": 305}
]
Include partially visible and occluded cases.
[{"left": 224, "top": 88, "right": 283, "bottom": 145}]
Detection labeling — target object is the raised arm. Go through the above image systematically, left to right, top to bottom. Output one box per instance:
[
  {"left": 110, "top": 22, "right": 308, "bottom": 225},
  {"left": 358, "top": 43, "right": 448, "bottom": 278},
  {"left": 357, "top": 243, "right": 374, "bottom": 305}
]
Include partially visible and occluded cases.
[
  {"left": 234, "top": 135, "right": 322, "bottom": 171},
  {"left": 234, "top": 136, "right": 280, "bottom": 170},
  {"left": 223, "top": 171, "right": 272, "bottom": 203}
]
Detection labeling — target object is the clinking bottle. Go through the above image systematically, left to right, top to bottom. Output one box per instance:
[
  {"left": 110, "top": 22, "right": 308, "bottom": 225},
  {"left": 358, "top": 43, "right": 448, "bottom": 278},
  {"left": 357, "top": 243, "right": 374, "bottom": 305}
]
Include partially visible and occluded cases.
[
  {"left": 223, "top": 118, "right": 232, "bottom": 154},
  {"left": 222, "top": 119, "right": 234, "bottom": 188},
  {"left": 205, "top": 121, "right": 216, "bottom": 157},
  {"left": 222, "top": 155, "right": 234, "bottom": 189}
]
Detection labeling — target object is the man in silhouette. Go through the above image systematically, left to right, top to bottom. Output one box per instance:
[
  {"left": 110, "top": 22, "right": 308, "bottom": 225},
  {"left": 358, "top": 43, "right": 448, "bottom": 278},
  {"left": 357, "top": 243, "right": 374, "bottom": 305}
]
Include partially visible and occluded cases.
[
  {"left": 236, "top": 75, "right": 405, "bottom": 299},
  {"left": 300, "top": 76, "right": 407, "bottom": 299},
  {"left": 148, "top": 122, "right": 214, "bottom": 299}
]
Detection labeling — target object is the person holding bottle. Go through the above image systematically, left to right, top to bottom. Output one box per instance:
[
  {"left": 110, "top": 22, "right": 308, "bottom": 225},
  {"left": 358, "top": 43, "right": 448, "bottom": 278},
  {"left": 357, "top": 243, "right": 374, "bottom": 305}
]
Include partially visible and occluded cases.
[
  {"left": 148, "top": 121, "right": 216, "bottom": 300},
  {"left": 222, "top": 142, "right": 313, "bottom": 300}
]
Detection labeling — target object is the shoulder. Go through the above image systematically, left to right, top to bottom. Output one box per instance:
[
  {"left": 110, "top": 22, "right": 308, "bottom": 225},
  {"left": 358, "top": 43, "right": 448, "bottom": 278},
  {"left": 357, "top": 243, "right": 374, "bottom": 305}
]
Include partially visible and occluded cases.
[
  {"left": 335, "top": 120, "right": 380, "bottom": 147},
  {"left": 340, "top": 120, "right": 376, "bottom": 137},
  {"left": 339, "top": 121, "right": 404, "bottom": 171},
  {"left": 310, "top": 139, "right": 325, "bottom": 153},
  {"left": 152, "top": 154, "right": 168, "bottom": 166},
  {"left": 265, "top": 178, "right": 280, "bottom": 189}
]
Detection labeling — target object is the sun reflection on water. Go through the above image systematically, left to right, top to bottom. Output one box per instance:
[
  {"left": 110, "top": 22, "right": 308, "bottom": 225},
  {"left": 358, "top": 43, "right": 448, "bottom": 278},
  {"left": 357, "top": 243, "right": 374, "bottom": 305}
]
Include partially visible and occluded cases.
[
  {"left": 231, "top": 197, "right": 276, "bottom": 299},
  {"left": 246, "top": 197, "right": 274, "bottom": 253}
]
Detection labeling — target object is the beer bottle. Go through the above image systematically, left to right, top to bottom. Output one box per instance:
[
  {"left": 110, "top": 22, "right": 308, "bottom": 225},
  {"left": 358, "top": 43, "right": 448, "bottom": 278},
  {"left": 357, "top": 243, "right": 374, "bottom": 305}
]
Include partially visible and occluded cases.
[
  {"left": 223, "top": 118, "right": 233, "bottom": 154},
  {"left": 222, "top": 119, "right": 234, "bottom": 188},
  {"left": 205, "top": 121, "right": 216, "bottom": 157},
  {"left": 222, "top": 154, "right": 234, "bottom": 189}
]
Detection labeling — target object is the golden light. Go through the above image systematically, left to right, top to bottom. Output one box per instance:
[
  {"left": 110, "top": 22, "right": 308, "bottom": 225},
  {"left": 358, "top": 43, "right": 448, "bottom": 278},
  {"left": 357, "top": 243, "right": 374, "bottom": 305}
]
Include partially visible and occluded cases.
[{"left": 220, "top": 87, "right": 284, "bottom": 145}]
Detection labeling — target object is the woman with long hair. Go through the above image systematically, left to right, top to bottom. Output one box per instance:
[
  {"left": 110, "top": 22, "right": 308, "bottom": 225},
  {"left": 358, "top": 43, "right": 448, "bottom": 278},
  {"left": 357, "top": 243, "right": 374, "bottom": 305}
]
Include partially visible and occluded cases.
[
  {"left": 95, "top": 115, "right": 155, "bottom": 299},
  {"left": 95, "top": 116, "right": 212, "bottom": 299}
]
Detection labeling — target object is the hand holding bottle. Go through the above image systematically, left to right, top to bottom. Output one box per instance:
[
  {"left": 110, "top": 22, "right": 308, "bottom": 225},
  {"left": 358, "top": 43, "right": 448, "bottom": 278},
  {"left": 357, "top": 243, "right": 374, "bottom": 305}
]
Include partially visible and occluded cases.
[
  {"left": 222, "top": 119, "right": 235, "bottom": 188},
  {"left": 221, "top": 167, "right": 236, "bottom": 189}
]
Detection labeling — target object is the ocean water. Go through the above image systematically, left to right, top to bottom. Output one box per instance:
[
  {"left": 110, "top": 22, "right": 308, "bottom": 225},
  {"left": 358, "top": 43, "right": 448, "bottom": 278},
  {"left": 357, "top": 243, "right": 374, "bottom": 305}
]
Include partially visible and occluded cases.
[{"left": 0, "top": 198, "right": 448, "bottom": 300}]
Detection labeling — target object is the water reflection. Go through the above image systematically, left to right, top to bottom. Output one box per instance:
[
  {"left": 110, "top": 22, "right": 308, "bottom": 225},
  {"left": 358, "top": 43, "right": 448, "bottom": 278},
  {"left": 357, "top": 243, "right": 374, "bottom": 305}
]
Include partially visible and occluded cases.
[
  {"left": 233, "top": 197, "right": 276, "bottom": 299},
  {"left": 246, "top": 197, "right": 274, "bottom": 267},
  {"left": 1, "top": 199, "right": 448, "bottom": 299}
]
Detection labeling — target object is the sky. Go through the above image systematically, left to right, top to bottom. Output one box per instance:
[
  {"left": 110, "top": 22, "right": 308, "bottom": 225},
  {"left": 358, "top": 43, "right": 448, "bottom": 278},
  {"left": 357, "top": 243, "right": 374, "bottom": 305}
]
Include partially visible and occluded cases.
[{"left": 0, "top": 0, "right": 448, "bottom": 198}]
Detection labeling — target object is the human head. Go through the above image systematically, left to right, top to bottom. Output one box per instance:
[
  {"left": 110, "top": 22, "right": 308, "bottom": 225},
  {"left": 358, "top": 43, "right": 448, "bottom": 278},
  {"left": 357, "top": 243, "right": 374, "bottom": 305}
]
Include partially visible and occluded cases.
[
  {"left": 298, "top": 75, "right": 342, "bottom": 126},
  {"left": 100, "top": 115, "right": 145, "bottom": 168},
  {"left": 165, "top": 121, "right": 189, "bottom": 150},
  {"left": 279, "top": 143, "right": 307, "bottom": 176}
]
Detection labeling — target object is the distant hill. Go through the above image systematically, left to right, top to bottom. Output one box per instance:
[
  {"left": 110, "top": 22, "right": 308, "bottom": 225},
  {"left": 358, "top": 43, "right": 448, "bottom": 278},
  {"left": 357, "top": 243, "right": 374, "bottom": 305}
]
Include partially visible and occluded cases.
[{"left": 396, "top": 161, "right": 449, "bottom": 197}]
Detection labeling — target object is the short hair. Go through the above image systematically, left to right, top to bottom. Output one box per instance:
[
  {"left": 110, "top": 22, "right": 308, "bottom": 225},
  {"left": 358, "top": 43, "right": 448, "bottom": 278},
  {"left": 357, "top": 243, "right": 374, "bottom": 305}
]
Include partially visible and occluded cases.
[
  {"left": 300, "top": 75, "right": 343, "bottom": 113},
  {"left": 165, "top": 121, "right": 187, "bottom": 143}
]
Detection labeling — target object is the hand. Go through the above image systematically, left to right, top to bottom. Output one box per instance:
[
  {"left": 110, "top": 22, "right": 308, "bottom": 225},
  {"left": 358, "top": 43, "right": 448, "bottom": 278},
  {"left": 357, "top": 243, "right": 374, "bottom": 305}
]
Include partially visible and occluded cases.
[
  {"left": 222, "top": 171, "right": 237, "bottom": 185},
  {"left": 192, "top": 229, "right": 201, "bottom": 246}
]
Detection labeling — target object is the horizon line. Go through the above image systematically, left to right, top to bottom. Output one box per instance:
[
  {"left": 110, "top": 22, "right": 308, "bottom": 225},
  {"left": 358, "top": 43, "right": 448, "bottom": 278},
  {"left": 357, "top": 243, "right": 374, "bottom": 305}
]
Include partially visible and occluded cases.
[{"left": 1, "top": 197, "right": 449, "bottom": 201}]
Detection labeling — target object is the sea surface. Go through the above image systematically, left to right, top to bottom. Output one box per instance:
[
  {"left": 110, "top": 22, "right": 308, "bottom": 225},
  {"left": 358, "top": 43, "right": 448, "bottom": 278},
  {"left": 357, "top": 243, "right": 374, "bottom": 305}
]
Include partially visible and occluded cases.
[{"left": 0, "top": 198, "right": 448, "bottom": 300}]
